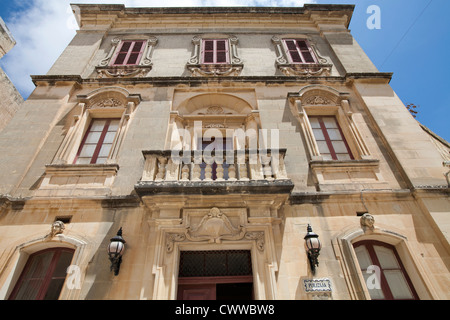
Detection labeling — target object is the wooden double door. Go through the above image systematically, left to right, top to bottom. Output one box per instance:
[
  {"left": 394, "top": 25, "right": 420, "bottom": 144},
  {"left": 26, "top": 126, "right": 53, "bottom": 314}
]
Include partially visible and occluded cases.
[
  {"left": 177, "top": 250, "right": 254, "bottom": 300},
  {"left": 177, "top": 276, "right": 254, "bottom": 300}
]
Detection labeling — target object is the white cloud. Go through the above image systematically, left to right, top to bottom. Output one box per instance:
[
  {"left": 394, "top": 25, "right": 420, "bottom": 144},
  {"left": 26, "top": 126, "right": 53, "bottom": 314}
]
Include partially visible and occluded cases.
[{"left": 0, "top": 0, "right": 315, "bottom": 98}]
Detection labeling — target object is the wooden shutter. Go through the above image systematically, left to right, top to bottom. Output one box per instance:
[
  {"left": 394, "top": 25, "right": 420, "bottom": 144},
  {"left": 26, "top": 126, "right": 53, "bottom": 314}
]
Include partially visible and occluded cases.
[
  {"left": 202, "top": 39, "right": 229, "bottom": 64},
  {"left": 284, "top": 39, "right": 317, "bottom": 64},
  {"left": 112, "top": 40, "right": 146, "bottom": 66}
]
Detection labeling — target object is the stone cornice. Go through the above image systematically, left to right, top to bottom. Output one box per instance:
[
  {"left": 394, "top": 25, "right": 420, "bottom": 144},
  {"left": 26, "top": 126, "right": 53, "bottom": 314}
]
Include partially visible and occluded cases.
[
  {"left": 71, "top": 4, "right": 355, "bottom": 29},
  {"left": 71, "top": 4, "right": 355, "bottom": 16},
  {"left": 31, "top": 72, "right": 393, "bottom": 87}
]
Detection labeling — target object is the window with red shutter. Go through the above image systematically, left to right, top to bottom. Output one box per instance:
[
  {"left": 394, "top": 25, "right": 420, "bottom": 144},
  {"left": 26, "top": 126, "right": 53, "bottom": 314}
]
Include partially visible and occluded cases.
[
  {"left": 201, "top": 39, "right": 229, "bottom": 64},
  {"left": 283, "top": 39, "right": 317, "bottom": 64},
  {"left": 111, "top": 40, "right": 146, "bottom": 66}
]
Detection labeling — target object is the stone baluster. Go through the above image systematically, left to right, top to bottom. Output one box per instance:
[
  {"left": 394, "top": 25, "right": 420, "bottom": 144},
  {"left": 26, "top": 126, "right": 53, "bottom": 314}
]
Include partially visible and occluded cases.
[
  {"left": 261, "top": 155, "right": 274, "bottom": 181},
  {"left": 155, "top": 157, "right": 167, "bottom": 181},
  {"left": 192, "top": 163, "right": 201, "bottom": 181},
  {"left": 204, "top": 163, "right": 213, "bottom": 181},
  {"left": 181, "top": 164, "right": 190, "bottom": 181},
  {"left": 228, "top": 164, "right": 236, "bottom": 181}
]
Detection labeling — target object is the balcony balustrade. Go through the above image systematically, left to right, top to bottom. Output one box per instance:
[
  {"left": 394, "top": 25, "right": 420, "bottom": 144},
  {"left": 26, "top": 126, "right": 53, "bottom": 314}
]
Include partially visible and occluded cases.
[
  {"left": 135, "top": 149, "right": 293, "bottom": 196},
  {"left": 141, "top": 149, "right": 288, "bottom": 182}
]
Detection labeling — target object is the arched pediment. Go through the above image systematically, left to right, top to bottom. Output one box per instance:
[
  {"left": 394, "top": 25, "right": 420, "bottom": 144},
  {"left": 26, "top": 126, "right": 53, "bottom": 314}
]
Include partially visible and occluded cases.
[
  {"left": 297, "top": 85, "right": 349, "bottom": 106},
  {"left": 76, "top": 86, "right": 141, "bottom": 109},
  {"left": 175, "top": 93, "right": 254, "bottom": 116}
]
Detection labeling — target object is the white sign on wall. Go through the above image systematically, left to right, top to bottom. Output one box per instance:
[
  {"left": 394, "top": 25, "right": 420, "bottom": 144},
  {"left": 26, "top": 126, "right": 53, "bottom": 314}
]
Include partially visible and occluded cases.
[{"left": 303, "top": 278, "right": 332, "bottom": 293}]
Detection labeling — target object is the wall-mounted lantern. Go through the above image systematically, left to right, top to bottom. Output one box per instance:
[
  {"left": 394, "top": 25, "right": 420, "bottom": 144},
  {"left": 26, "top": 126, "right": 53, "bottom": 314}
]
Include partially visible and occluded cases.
[
  {"left": 304, "top": 224, "right": 321, "bottom": 274},
  {"left": 107, "top": 227, "right": 126, "bottom": 276}
]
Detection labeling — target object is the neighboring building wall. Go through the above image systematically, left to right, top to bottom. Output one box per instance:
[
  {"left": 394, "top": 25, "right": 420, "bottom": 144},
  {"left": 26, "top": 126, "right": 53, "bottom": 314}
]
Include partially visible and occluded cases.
[
  {"left": 0, "top": 5, "right": 448, "bottom": 301},
  {"left": 0, "top": 17, "right": 23, "bottom": 132}
]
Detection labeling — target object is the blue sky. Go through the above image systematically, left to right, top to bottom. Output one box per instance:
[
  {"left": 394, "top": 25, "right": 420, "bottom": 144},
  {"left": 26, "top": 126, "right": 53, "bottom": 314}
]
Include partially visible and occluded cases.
[{"left": 0, "top": 0, "right": 449, "bottom": 141}]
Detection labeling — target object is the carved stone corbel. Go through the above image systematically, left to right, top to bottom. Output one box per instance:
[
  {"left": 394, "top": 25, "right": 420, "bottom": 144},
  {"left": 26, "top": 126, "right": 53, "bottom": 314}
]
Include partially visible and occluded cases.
[
  {"left": 245, "top": 231, "right": 265, "bottom": 252},
  {"left": 166, "top": 233, "right": 186, "bottom": 253}
]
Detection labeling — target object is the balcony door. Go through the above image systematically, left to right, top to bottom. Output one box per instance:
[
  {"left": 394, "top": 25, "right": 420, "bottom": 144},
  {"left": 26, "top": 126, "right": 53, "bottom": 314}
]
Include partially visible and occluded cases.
[{"left": 177, "top": 250, "right": 253, "bottom": 300}]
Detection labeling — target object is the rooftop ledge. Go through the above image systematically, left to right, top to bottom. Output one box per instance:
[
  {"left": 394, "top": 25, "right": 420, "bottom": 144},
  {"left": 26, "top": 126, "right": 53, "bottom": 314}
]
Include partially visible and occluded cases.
[
  {"left": 70, "top": 4, "right": 355, "bottom": 29},
  {"left": 70, "top": 4, "right": 355, "bottom": 15}
]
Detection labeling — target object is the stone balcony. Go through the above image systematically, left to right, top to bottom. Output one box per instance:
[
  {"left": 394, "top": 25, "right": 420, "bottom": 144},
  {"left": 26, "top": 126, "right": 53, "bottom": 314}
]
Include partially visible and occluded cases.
[{"left": 134, "top": 149, "right": 294, "bottom": 196}]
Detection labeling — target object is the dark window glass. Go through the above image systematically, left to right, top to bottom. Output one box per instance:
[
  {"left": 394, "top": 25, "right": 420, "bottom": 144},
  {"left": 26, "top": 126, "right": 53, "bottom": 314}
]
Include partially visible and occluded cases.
[
  {"left": 9, "top": 248, "right": 74, "bottom": 300},
  {"left": 179, "top": 250, "right": 252, "bottom": 278}
]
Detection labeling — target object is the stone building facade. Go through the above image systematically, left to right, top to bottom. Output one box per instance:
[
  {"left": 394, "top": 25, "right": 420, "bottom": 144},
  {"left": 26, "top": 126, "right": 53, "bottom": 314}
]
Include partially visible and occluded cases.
[
  {"left": 0, "top": 4, "right": 448, "bottom": 300},
  {"left": 0, "top": 17, "right": 23, "bottom": 132}
]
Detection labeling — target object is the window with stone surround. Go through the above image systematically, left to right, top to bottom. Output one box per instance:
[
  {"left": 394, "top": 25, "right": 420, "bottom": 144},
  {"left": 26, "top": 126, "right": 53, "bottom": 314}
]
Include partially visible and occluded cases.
[
  {"left": 187, "top": 35, "right": 243, "bottom": 76},
  {"left": 272, "top": 36, "right": 332, "bottom": 77},
  {"left": 96, "top": 37, "right": 157, "bottom": 78},
  {"left": 201, "top": 39, "right": 230, "bottom": 64},
  {"left": 283, "top": 39, "right": 317, "bottom": 64},
  {"left": 111, "top": 40, "right": 146, "bottom": 66},
  {"left": 288, "top": 85, "right": 387, "bottom": 191},
  {"left": 38, "top": 88, "right": 140, "bottom": 194},
  {"left": 309, "top": 116, "right": 354, "bottom": 161},
  {"left": 73, "top": 118, "right": 121, "bottom": 164},
  {"left": 354, "top": 240, "right": 419, "bottom": 300},
  {"left": 8, "top": 248, "right": 74, "bottom": 300}
]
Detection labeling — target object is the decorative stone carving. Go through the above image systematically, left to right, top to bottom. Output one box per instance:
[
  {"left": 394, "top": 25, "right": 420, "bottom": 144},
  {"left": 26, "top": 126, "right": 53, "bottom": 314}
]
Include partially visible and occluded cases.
[
  {"left": 96, "top": 67, "right": 151, "bottom": 79},
  {"left": 304, "top": 96, "right": 332, "bottom": 105},
  {"left": 90, "top": 98, "right": 124, "bottom": 109},
  {"left": 206, "top": 106, "right": 224, "bottom": 114},
  {"left": 204, "top": 123, "right": 227, "bottom": 128},
  {"left": 186, "top": 207, "right": 246, "bottom": 243},
  {"left": 360, "top": 213, "right": 375, "bottom": 231},
  {"left": 49, "top": 220, "right": 65, "bottom": 238},
  {"left": 245, "top": 231, "right": 265, "bottom": 252},
  {"left": 166, "top": 233, "right": 186, "bottom": 253}
]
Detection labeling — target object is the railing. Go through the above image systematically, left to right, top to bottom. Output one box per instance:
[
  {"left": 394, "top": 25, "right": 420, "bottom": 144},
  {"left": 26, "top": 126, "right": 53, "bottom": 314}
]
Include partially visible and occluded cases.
[{"left": 140, "top": 149, "right": 288, "bottom": 183}]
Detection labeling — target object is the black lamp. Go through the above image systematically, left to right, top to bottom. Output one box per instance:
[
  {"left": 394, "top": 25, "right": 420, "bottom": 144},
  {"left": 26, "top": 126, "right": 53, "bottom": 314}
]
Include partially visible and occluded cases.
[
  {"left": 304, "top": 224, "right": 321, "bottom": 274},
  {"left": 107, "top": 228, "right": 126, "bottom": 276}
]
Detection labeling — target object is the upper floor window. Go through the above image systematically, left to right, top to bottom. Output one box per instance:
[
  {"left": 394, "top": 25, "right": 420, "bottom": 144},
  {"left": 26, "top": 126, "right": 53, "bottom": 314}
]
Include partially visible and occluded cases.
[
  {"left": 187, "top": 35, "right": 243, "bottom": 76},
  {"left": 202, "top": 39, "right": 229, "bottom": 64},
  {"left": 283, "top": 39, "right": 317, "bottom": 64},
  {"left": 111, "top": 40, "right": 146, "bottom": 66},
  {"left": 309, "top": 116, "right": 353, "bottom": 161},
  {"left": 74, "top": 118, "right": 120, "bottom": 165},
  {"left": 354, "top": 241, "right": 419, "bottom": 300},
  {"left": 9, "top": 248, "right": 74, "bottom": 300}
]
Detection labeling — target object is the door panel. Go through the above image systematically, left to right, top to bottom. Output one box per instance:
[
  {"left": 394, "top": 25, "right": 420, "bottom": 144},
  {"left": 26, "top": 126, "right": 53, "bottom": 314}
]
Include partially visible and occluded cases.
[{"left": 177, "top": 284, "right": 216, "bottom": 300}]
